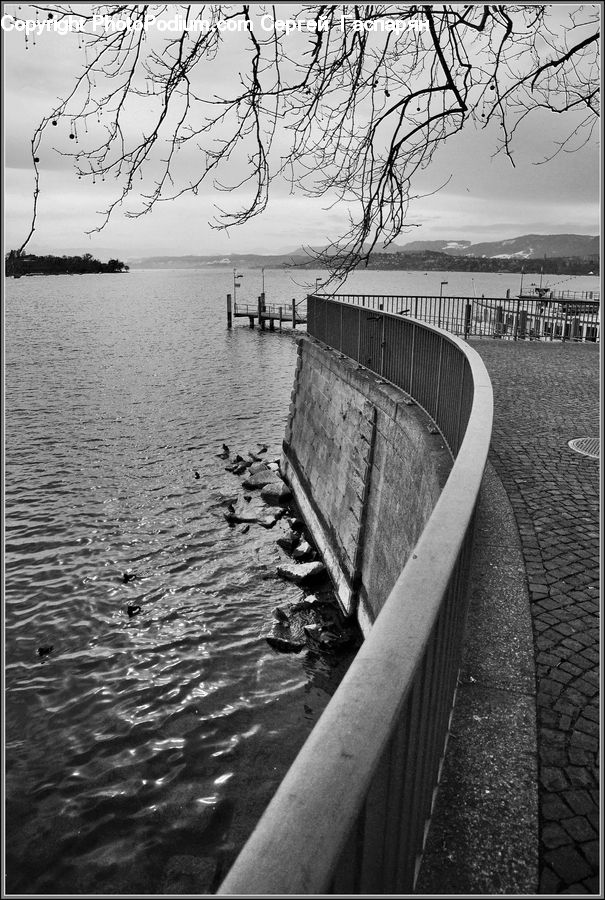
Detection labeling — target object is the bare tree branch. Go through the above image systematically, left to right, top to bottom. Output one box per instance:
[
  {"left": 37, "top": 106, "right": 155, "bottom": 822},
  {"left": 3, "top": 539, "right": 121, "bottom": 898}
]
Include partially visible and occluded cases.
[{"left": 12, "top": 3, "right": 600, "bottom": 274}]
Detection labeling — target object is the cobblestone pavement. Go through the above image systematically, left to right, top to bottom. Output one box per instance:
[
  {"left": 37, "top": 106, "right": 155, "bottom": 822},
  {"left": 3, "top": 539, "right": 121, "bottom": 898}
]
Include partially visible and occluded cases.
[{"left": 470, "top": 340, "right": 600, "bottom": 895}]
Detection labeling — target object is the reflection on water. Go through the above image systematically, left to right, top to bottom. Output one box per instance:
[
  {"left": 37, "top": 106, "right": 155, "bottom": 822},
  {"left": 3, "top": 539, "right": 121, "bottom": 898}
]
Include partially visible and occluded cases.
[{"left": 5, "top": 269, "right": 357, "bottom": 894}]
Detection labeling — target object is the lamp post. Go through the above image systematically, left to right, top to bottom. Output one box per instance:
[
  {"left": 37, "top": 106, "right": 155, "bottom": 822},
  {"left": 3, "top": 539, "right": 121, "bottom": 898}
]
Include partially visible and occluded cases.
[
  {"left": 233, "top": 268, "right": 243, "bottom": 305},
  {"left": 315, "top": 277, "right": 324, "bottom": 294},
  {"left": 438, "top": 281, "right": 448, "bottom": 328}
]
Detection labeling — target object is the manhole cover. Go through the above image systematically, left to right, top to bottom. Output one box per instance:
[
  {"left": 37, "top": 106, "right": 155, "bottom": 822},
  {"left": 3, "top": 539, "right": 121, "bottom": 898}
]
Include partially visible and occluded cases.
[{"left": 568, "top": 437, "right": 599, "bottom": 459}]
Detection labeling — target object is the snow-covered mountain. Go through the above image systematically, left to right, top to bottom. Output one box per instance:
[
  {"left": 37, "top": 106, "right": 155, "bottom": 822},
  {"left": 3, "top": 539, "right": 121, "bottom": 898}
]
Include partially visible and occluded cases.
[{"left": 397, "top": 234, "right": 599, "bottom": 259}]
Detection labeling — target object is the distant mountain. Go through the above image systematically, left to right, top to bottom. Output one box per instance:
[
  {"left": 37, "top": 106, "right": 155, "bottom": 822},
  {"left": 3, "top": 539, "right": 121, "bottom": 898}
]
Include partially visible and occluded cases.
[
  {"left": 126, "top": 233, "right": 599, "bottom": 270},
  {"left": 397, "top": 233, "right": 599, "bottom": 260},
  {"left": 396, "top": 240, "right": 472, "bottom": 254},
  {"left": 287, "top": 241, "right": 410, "bottom": 256},
  {"left": 128, "top": 251, "right": 306, "bottom": 269}
]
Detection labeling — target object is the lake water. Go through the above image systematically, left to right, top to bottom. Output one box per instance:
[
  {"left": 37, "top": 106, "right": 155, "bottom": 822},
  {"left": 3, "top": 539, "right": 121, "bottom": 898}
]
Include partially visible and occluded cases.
[{"left": 4, "top": 266, "right": 599, "bottom": 894}]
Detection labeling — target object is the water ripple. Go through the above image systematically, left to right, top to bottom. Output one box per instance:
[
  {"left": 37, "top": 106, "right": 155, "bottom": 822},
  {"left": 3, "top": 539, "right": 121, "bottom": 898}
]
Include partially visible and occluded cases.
[{"left": 5, "top": 270, "right": 355, "bottom": 894}]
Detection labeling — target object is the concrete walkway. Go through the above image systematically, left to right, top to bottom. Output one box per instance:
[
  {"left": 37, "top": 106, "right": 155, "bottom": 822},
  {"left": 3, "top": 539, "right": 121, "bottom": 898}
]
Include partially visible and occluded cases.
[
  {"left": 420, "top": 340, "right": 599, "bottom": 895},
  {"left": 416, "top": 459, "right": 540, "bottom": 894}
]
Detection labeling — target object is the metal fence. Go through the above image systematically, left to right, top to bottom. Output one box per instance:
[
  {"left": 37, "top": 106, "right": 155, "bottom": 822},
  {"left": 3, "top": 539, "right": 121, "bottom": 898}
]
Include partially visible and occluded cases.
[
  {"left": 318, "top": 293, "right": 600, "bottom": 343},
  {"left": 307, "top": 295, "right": 477, "bottom": 455},
  {"left": 218, "top": 296, "right": 493, "bottom": 894},
  {"left": 233, "top": 300, "right": 306, "bottom": 322}
]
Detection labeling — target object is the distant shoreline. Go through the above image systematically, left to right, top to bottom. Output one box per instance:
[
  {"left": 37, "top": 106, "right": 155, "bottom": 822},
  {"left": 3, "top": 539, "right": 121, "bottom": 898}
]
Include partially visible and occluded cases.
[
  {"left": 5, "top": 252, "right": 129, "bottom": 278},
  {"left": 127, "top": 255, "right": 598, "bottom": 277},
  {"left": 9, "top": 271, "right": 129, "bottom": 277}
]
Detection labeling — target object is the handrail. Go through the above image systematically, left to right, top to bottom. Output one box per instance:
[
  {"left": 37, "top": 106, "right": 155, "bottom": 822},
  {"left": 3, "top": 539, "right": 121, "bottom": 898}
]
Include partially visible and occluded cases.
[
  {"left": 313, "top": 292, "right": 600, "bottom": 342},
  {"left": 218, "top": 296, "right": 493, "bottom": 895}
]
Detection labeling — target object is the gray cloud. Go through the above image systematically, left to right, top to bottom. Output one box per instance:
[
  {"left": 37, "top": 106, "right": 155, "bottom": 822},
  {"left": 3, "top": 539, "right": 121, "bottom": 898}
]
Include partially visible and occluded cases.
[{"left": 3, "top": 3, "right": 600, "bottom": 256}]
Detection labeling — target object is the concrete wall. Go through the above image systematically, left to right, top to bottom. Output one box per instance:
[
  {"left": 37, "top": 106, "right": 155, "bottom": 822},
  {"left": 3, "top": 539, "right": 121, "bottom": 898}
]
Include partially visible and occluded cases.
[{"left": 281, "top": 337, "right": 452, "bottom": 634}]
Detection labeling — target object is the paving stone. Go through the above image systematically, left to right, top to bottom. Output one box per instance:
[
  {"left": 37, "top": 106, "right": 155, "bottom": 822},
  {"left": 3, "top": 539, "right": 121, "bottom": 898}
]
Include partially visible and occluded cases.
[
  {"left": 472, "top": 342, "right": 599, "bottom": 893},
  {"left": 574, "top": 717, "right": 599, "bottom": 737},
  {"left": 540, "top": 725, "right": 569, "bottom": 744},
  {"left": 569, "top": 731, "right": 598, "bottom": 752},
  {"left": 539, "top": 745, "right": 569, "bottom": 767},
  {"left": 568, "top": 748, "right": 593, "bottom": 767},
  {"left": 540, "top": 767, "right": 569, "bottom": 792},
  {"left": 567, "top": 767, "right": 597, "bottom": 789},
  {"left": 562, "top": 790, "right": 598, "bottom": 817},
  {"left": 542, "top": 794, "right": 573, "bottom": 821},
  {"left": 586, "top": 809, "right": 599, "bottom": 832},
  {"left": 562, "top": 816, "right": 597, "bottom": 843},
  {"left": 542, "top": 822, "right": 572, "bottom": 849},
  {"left": 579, "top": 840, "right": 599, "bottom": 869},
  {"left": 543, "top": 846, "right": 592, "bottom": 883},
  {"left": 539, "top": 865, "right": 562, "bottom": 894},
  {"left": 583, "top": 875, "right": 600, "bottom": 893}
]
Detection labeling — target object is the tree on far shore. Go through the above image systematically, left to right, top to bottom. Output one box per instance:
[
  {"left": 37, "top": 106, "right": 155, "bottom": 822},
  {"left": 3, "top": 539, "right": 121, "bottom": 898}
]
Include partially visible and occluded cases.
[{"left": 5, "top": 251, "right": 128, "bottom": 276}]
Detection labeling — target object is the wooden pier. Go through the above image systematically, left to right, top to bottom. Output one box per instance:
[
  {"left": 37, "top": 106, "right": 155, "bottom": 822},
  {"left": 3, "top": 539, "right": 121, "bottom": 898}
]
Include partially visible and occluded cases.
[{"left": 226, "top": 293, "right": 307, "bottom": 330}]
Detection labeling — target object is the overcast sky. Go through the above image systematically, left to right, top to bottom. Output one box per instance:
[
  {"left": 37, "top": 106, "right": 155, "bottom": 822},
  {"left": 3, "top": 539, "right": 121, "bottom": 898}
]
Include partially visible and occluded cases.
[{"left": 3, "top": 3, "right": 600, "bottom": 260}]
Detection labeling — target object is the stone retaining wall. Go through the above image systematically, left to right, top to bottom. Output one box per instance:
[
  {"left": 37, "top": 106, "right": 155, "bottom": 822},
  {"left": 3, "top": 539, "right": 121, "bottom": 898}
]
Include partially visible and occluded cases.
[{"left": 281, "top": 337, "right": 452, "bottom": 634}]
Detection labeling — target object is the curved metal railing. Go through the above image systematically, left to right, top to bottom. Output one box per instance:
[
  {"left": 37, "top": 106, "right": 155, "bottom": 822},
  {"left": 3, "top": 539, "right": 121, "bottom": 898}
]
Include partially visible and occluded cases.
[{"left": 218, "top": 296, "right": 493, "bottom": 894}]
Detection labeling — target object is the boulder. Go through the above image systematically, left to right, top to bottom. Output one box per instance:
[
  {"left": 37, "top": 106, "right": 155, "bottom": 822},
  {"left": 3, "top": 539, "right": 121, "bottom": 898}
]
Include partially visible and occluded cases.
[
  {"left": 249, "top": 461, "right": 269, "bottom": 475},
  {"left": 242, "top": 470, "right": 283, "bottom": 489},
  {"left": 260, "top": 481, "right": 292, "bottom": 504},
  {"left": 224, "top": 495, "right": 279, "bottom": 528},
  {"left": 257, "top": 515, "right": 280, "bottom": 529},
  {"left": 286, "top": 517, "right": 305, "bottom": 532},
  {"left": 276, "top": 531, "right": 300, "bottom": 553},
  {"left": 292, "top": 539, "right": 314, "bottom": 560},
  {"left": 276, "top": 561, "right": 326, "bottom": 584},
  {"left": 263, "top": 594, "right": 359, "bottom": 655},
  {"left": 264, "top": 599, "right": 318, "bottom": 653},
  {"left": 303, "top": 623, "right": 358, "bottom": 654},
  {"left": 265, "top": 633, "right": 305, "bottom": 653}
]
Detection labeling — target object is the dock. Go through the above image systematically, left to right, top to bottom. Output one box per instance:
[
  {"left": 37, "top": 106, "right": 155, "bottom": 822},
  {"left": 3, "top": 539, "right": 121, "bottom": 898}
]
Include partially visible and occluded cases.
[
  {"left": 226, "top": 289, "right": 600, "bottom": 342},
  {"left": 226, "top": 293, "right": 306, "bottom": 330}
]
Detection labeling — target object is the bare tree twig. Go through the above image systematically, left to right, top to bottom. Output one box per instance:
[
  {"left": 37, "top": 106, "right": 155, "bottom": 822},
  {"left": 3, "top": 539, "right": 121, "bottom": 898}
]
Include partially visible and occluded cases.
[{"left": 11, "top": 3, "right": 600, "bottom": 275}]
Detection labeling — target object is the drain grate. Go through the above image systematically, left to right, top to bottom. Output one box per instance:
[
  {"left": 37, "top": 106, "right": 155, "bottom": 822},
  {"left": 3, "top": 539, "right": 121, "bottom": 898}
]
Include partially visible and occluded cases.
[{"left": 568, "top": 437, "right": 600, "bottom": 459}]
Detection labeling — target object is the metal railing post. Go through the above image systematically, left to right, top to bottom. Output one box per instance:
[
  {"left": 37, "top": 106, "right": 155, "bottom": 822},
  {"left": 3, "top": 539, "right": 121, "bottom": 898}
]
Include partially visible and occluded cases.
[
  {"left": 513, "top": 297, "right": 521, "bottom": 341},
  {"left": 464, "top": 303, "right": 472, "bottom": 340},
  {"left": 562, "top": 303, "right": 569, "bottom": 343},
  {"left": 409, "top": 324, "right": 416, "bottom": 397},
  {"left": 435, "top": 338, "right": 444, "bottom": 421}
]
